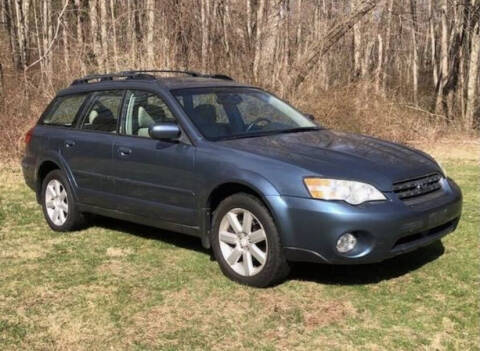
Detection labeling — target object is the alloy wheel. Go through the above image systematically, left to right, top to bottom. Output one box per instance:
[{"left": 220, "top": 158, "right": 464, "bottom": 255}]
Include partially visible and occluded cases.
[
  {"left": 45, "top": 179, "right": 69, "bottom": 226},
  {"left": 218, "top": 208, "right": 268, "bottom": 277}
]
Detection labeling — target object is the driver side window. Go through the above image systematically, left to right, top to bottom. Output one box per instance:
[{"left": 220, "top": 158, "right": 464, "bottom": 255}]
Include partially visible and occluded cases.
[{"left": 122, "top": 90, "right": 176, "bottom": 138}]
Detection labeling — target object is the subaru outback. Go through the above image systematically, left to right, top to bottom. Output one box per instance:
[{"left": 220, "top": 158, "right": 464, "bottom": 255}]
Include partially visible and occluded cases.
[{"left": 22, "top": 70, "right": 463, "bottom": 287}]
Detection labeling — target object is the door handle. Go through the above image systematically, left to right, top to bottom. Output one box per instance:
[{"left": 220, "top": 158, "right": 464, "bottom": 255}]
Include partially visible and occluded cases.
[
  {"left": 65, "top": 140, "right": 75, "bottom": 148},
  {"left": 118, "top": 147, "right": 132, "bottom": 156}
]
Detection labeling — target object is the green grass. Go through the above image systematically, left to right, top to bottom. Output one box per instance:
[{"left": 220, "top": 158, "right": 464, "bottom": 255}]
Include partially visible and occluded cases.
[{"left": 0, "top": 153, "right": 478, "bottom": 350}]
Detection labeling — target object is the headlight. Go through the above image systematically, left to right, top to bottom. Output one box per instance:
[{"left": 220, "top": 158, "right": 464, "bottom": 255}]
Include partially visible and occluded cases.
[{"left": 304, "top": 178, "right": 386, "bottom": 205}]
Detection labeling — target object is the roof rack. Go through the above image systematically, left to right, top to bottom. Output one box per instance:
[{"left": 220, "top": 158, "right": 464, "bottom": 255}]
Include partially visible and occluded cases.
[
  {"left": 70, "top": 70, "right": 234, "bottom": 86},
  {"left": 122, "top": 70, "right": 234, "bottom": 81},
  {"left": 70, "top": 72, "right": 156, "bottom": 85}
]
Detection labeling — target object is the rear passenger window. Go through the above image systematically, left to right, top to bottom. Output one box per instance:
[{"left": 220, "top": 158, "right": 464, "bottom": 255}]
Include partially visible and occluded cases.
[
  {"left": 80, "top": 91, "right": 124, "bottom": 133},
  {"left": 42, "top": 94, "right": 87, "bottom": 127}
]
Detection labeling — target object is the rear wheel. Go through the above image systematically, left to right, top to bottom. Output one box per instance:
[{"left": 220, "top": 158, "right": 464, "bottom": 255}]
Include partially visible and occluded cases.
[
  {"left": 41, "top": 170, "right": 85, "bottom": 231},
  {"left": 211, "top": 193, "right": 290, "bottom": 287}
]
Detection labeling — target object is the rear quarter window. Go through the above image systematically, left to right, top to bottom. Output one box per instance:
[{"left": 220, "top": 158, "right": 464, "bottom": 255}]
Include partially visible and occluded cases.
[{"left": 41, "top": 94, "right": 88, "bottom": 127}]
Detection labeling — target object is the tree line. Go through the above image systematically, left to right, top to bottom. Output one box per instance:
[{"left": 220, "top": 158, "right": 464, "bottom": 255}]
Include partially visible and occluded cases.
[{"left": 1, "top": 0, "right": 479, "bottom": 129}]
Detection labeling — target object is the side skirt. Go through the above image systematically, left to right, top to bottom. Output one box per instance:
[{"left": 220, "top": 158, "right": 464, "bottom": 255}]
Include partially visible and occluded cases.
[{"left": 77, "top": 203, "right": 201, "bottom": 237}]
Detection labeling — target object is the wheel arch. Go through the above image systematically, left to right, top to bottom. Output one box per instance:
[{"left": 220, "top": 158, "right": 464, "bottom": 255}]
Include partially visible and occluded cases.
[
  {"left": 35, "top": 155, "right": 77, "bottom": 203},
  {"left": 36, "top": 160, "right": 61, "bottom": 201},
  {"left": 200, "top": 179, "right": 281, "bottom": 249},
  {"left": 207, "top": 182, "right": 270, "bottom": 214}
]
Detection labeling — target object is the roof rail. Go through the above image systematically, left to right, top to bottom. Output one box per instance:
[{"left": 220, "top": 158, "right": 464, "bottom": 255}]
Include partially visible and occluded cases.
[
  {"left": 70, "top": 70, "right": 234, "bottom": 86},
  {"left": 121, "top": 70, "right": 234, "bottom": 81},
  {"left": 121, "top": 70, "right": 202, "bottom": 77},
  {"left": 70, "top": 72, "right": 156, "bottom": 86},
  {"left": 201, "top": 74, "right": 234, "bottom": 81}
]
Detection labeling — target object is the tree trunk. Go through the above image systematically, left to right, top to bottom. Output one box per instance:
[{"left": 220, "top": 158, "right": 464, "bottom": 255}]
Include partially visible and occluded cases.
[
  {"left": 4, "top": 0, "right": 19, "bottom": 67},
  {"left": 14, "top": 0, "right": 27, "bottom": 68},
  {"left": 32, "top": 0, "right": 43, "bottom": 75},
  {"left": 42, "top": 0, "right": 51, "bottom": 74},
  {"left": 73, "top": 0, "right": 86, "bottom": 74},
  {"left": 89, "top": 0, "right": 99, "bottom": 67},
  {"left": 99, "top": 0, "right": 107, "bottom": 71},
  {"left": 110, "top": 0, "right": 119, "bottom": 71},
  {"left": 127, "top": 0, "right": 136, "bottom": 67},
  {"left": 146, "top": 0, "right": 155, "bottom": 68},
  {"left": 201, "top": 0, "right": 210, "bottom": 71},
  {"left": 246, "top": 0, "right": 253, "bottom": 40},
  {"left": 253, "top": 0, "right": 265, "bottom": 81},
  {"left": 296, "top": 0, "right": 303, "bottom": 60},
  {"left": 352, "top": 0, "right": 362, "bottom": 80},
  {"left": 381, "top": 0, "right": 393, "bottom": 93},
  {"left": 410, "top": 0, "right": 419, "bottom": 105},
  {"left": 428, "top": 0, "right": 438, "bottom": 89},
  {"left": 436, "top": 0, "right": 449, "bottom": 115},
  {"left": 0, "top": 1, "right": 4, "bottom": 24},
  {"left": 62, "top": 1, "right": 69, "bottom": 72},
  {"left": 465, "top": 14, "right": 480, "bottom": 128},
  {"left": 376, "top": 34, "right": 383, "bottom": 92}
]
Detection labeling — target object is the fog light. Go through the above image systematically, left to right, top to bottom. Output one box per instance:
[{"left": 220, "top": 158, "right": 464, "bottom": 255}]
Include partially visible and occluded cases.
[{"left": 336, "top": 233, "right": 357, "bottom": 253}]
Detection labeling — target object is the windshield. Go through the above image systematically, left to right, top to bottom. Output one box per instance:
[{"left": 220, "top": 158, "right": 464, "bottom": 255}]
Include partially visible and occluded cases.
[{"left": 171, "top": 87, "right": 318, "bottom": 140}]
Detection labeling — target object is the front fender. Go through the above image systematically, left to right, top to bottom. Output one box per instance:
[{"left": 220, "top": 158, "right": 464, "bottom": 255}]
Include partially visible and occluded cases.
[{"left": 202, "top": 168, "right": 280, "bottom": 207}]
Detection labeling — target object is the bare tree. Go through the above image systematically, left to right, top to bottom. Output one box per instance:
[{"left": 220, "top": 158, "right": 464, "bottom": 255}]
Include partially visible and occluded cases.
[
  {"left": 0, "top": 0, "right": 478, "bottom": 130},
  {"left": 74, "top": 0, "right": 86, "bottom": 74},
  {"left": 89, "top": 0, "right": 99, "bottom": 67},
  {"left": 99, "top": 0, "right": 108, "bottom": 71},
  {"left": 110, "top": 0, "right": 119, "bottom": 71},
  {"left": 146, "top": 0, "right": 155, "bottom": 68},
  {"left": 201, "top": 0, "right": 210, "bottom": 72},
  {"left": 253, "top": 0, "right": 266, "bottom": 81},
  {"left": 288, "top": 0, "right": 379, "bottom": 91},
  {"left": 352, "top": 0, "right": 363, "bottom": 80},
  {"left": 381, "top": 0, "right": 394, "bottom": 94},
  {"left": 409, "top": 0, "right": 419, "bottom": 105},
  {"left": 428, "top": 0, "right": 438, "bottom": 89},
  {"left": 436, "top": 0, "right": 449, "bottom": 115},
  {"left": 465, "top": 1, "right": 480, "bottom": 128}
]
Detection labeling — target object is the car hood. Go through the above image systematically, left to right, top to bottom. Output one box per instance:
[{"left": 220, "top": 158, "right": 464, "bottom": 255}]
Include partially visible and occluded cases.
[{"left": 218, "top": 130, "right": 441, "bottom": 191}]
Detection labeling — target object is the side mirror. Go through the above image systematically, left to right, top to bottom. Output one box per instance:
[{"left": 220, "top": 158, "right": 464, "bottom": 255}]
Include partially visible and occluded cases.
[
  {"left": 305, "top": 114, "right": 315, "bottom": 121},
  {"left": 148, "top": 123, "right": 181, "bottom": 141}
]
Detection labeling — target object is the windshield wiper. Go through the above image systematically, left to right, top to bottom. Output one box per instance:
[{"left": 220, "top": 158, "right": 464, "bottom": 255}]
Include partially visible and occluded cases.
[
  {"left": 216, "top": 126, "right": 322, "bottom": 141},
  {"left": 276, "top": 126, "right": 322, "bottom": 134},
  {"left": 216, "top": 130, "right": 279, "bottom": 141}
]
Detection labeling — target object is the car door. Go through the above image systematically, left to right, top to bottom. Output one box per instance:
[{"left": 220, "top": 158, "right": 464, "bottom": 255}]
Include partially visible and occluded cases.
[
  {"left": 112, "top": 89, "right": 197, "bottom": 226},
  {"left": 61, "top": 90, "right": 125, "bottom": 209}
]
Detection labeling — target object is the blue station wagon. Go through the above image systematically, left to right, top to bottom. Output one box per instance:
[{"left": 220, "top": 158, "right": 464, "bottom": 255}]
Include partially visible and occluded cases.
[{"left": 22, "top": 70, "right": 463, "bottom": 287}]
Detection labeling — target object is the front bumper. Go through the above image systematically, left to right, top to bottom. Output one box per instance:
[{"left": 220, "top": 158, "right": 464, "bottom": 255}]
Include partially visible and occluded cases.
[{"left": 268, "top": 178, "right": 462, "bottom": 264}]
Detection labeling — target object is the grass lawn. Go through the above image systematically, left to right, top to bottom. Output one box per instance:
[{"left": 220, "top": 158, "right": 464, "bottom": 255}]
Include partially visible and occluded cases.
[{"left": 0, "top": 143, "right": 478, "bottom": 350}]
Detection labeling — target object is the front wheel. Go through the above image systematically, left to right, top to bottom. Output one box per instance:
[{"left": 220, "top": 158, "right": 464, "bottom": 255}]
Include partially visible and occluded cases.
[{"left": 211, "top": 193, "right": 290, "bottom": 287}]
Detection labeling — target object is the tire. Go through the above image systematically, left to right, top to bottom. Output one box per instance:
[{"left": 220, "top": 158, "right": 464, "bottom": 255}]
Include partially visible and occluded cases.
[
  {"left": 41, "top": 169, "right": 86, "bottom": 231},
  {"left": 211, "top": 193, "right": 290, "bottom": 287}
]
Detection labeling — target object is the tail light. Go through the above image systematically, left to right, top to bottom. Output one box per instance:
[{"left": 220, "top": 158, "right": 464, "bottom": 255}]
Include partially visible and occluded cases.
[{"left": 25, "top": 127, "right": 34, "bottom": 145}]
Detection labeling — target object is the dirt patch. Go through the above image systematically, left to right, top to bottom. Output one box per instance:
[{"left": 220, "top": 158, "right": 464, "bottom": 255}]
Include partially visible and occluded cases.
[
  {"left": 0, "top": 244, "right": 48, "bottom": 260},
  {"left": 106, "top": 247, "right": 133, "bottom": 257},
  {"left": 96, "top": 259, "right": 135, "bottom": 277},
  {"left": 127, "top": 285, "right": 356, "bottom": 349},
  {"left": 303, "top": 300, "right": 354, "bottom": 329},
  {"left": 428, "top": 317, "right": 456, "bottom": 351}
]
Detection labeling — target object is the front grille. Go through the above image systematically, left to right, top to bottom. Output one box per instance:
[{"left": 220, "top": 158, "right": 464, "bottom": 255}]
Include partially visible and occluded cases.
[{"left": 393, "top": 173, "right": 442, "bottom": 201}]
